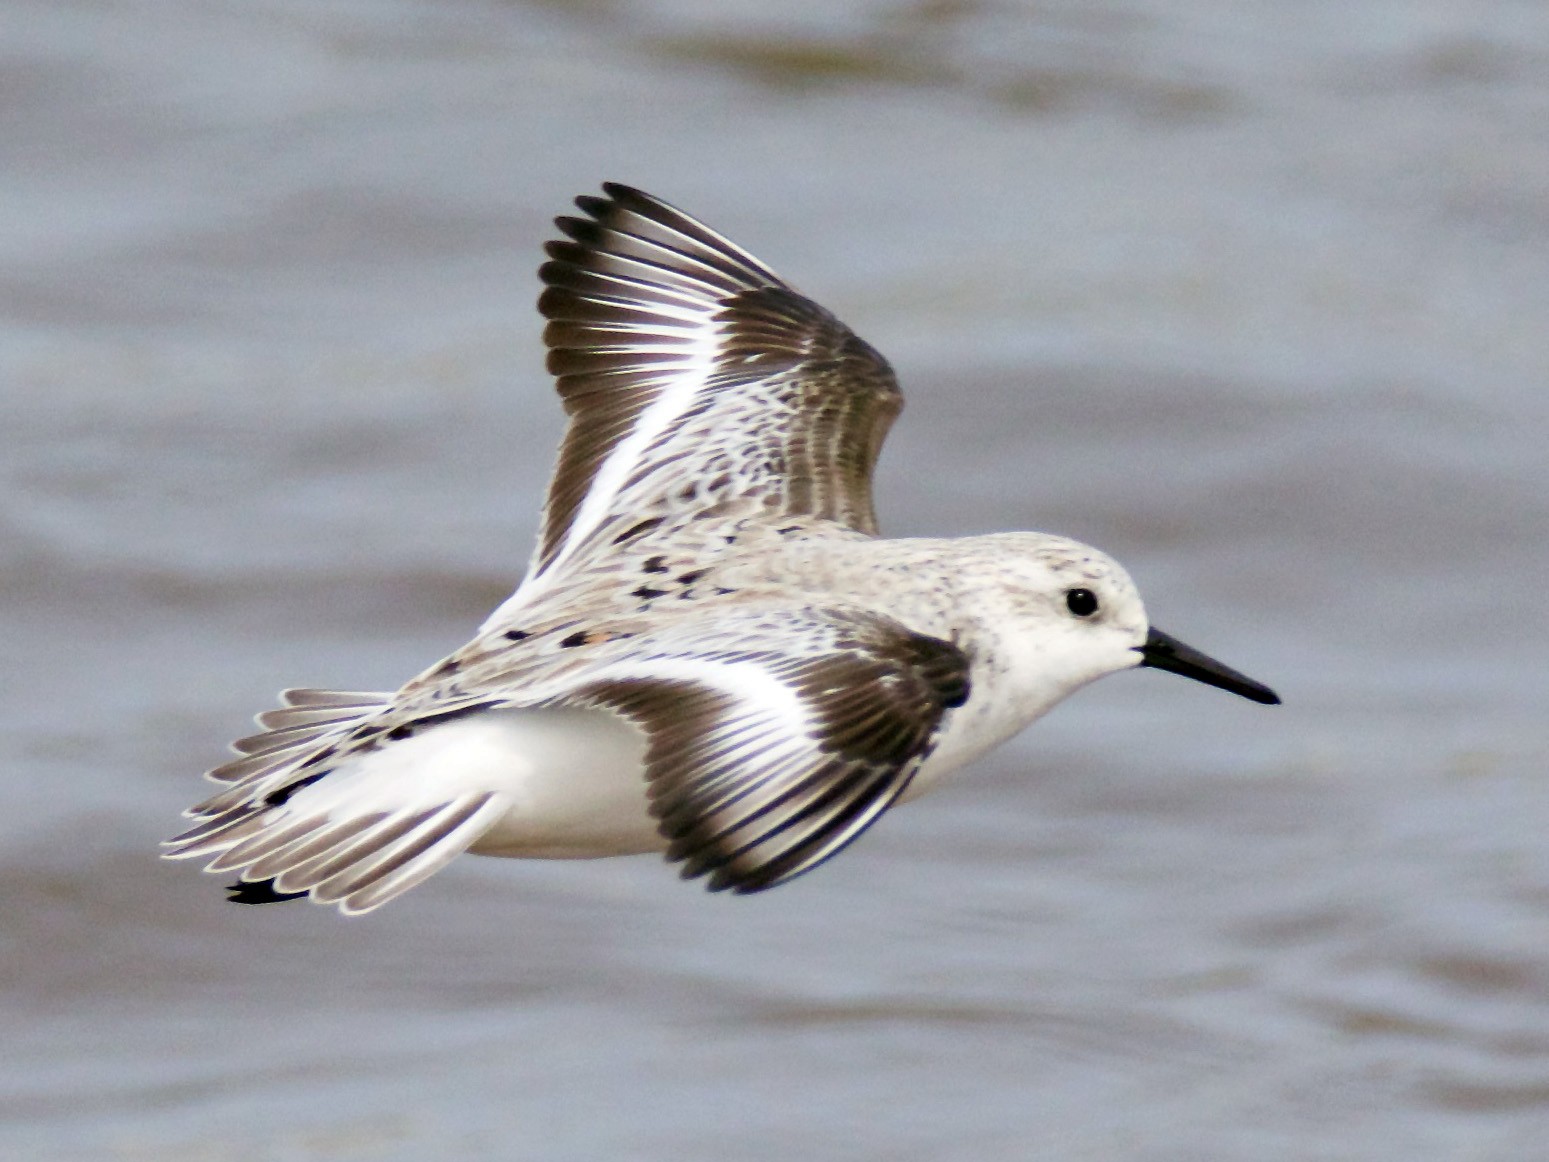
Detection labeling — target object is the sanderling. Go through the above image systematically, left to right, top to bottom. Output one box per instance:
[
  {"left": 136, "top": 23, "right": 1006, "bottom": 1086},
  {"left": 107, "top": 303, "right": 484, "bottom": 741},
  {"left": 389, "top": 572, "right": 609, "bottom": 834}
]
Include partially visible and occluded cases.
[{"left": 164, "top": 183, "right": 1279, "bottom": 914}]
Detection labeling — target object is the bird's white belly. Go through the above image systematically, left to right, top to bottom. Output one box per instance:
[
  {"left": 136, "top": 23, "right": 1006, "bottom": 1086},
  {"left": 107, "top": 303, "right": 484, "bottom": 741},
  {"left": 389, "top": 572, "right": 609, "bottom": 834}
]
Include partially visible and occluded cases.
[{"left": 372, "top": 706, "right": 660, "bottom": 859}]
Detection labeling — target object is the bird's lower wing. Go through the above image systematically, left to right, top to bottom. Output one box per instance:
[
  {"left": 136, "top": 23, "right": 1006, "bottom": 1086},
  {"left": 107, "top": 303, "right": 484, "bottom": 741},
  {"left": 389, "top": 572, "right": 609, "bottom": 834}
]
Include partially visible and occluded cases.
[{"left": 550, "top": 605, "right": 970, "bottom": 893}]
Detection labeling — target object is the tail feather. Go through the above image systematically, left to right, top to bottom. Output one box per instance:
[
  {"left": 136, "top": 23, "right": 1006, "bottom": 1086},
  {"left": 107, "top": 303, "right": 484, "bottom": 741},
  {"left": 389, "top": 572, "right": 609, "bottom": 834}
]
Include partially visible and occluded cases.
[
  {"left": 167, "top": 687, "right": 510, "bottom": 914},
  {"left": 280, "top": 688, "right": 389, "bottom": 709},
  {"left": 203, "top": 689, "right": 390, "bottom": 784},
  {"left": 257, "top": 701, "right": 383, "bottom": 732},
  {"left": 231, "top": 722, "right": 345, "bottom": 757},
  {"left": 205, "top": 749, "right": 307, "bottom": 790},
  {"left": 188, "top": 775, "right": 284, "bottom": 817},
  {"left": 171, "top": 794, "right": 508, "bottom": 915},
  {"left": 201, "top": 794, "right": 506, "bottom": 915},
  {"left": 327, "top": 796, "right": 509, "bottom": 915},
  {"left": 309, "top": 797, "right": 493, "bottom": 905},
  {"left": 164, "top": 809, "right": 268, "bottom": 856},
  {"left": 205, "top": 813, "right": 330, "bottom": 873},
  {"left": 267, "top": 815, "right": 395, "bottom": 892},
  {"left": 237, "top": 816, "right": 336, "bottom": 878},
  {"left": 241, "top": 816, "right": 374, "bottom": 879}
]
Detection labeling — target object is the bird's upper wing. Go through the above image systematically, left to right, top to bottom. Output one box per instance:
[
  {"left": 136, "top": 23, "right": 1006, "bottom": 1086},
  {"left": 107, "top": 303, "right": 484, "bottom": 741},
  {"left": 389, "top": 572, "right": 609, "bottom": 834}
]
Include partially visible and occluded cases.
[
  {"left": 523, "top": 183, "right": 902, "bottom": 590},
  {"left": 548, "top": 606, "right": 969, "bottom": 893}
]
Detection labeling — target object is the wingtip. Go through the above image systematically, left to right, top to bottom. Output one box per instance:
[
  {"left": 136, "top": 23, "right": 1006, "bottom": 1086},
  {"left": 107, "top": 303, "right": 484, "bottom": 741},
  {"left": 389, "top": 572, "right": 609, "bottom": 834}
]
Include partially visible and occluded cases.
[
  {"left": 598, "top": 180, "right": 647, "bottom": 204},
  {"left": 574, "top": 182, "right": 641, "bottom": 221},
  {"left": 591, "top": 182, "right": 689, "bottom": 227},
  {"left": 225, "top": 878, "right": 308, "bottom": 905}
]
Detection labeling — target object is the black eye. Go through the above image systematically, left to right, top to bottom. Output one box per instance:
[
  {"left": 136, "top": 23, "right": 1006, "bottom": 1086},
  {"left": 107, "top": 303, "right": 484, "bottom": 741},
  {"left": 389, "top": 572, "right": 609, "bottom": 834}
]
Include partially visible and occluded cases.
[{"left": 1065, "top": 588, "right": 1099, "bottom": 617}]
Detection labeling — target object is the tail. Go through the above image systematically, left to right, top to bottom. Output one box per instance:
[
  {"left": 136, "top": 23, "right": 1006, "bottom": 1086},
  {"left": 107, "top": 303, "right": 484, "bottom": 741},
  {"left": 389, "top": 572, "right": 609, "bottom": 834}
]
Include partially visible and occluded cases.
[{"left": 164, "top": 689, "right": 507, "bottom": 915}]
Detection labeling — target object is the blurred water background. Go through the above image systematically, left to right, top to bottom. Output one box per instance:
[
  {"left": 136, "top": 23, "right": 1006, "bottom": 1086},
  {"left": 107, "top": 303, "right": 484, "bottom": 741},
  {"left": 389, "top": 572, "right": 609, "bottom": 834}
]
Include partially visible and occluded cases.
[{"left": 3, "top": 1, "right": 1548, "bottom": 1158}]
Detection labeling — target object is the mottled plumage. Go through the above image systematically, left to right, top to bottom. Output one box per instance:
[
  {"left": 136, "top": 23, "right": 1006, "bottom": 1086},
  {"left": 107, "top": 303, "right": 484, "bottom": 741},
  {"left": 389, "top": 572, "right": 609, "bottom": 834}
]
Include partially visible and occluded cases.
[{"left": 165, "top": 184, "right": 1278, "bottom": 915}]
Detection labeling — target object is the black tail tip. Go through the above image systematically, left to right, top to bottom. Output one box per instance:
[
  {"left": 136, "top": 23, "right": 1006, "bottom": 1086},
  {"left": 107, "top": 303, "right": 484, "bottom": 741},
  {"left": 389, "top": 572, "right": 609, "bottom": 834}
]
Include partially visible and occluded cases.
[{"left": 225, "top": 878, "right": 307, "bottom": 905}]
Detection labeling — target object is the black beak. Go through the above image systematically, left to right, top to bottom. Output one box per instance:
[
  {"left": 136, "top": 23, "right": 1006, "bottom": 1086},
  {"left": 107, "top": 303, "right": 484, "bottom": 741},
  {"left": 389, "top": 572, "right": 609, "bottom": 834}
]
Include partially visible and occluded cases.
[{"left": 1138, "top": 627, "right": 1280, "bottom": 705}]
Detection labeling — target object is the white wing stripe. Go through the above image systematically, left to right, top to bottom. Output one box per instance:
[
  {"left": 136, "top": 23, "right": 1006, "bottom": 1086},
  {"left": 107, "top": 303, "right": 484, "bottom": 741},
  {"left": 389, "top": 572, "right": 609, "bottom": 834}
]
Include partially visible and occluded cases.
[
  {"left": 498, "top": 307, "right": 724, "bottom": 615},
  {"left": 535, "top": 364, "right": 709, "bottom": 576}
]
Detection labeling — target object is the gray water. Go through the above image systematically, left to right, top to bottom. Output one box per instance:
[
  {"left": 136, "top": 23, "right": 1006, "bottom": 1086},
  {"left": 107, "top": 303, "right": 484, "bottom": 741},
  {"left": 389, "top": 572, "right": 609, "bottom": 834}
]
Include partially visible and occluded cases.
[{"left": 3, "top": 2, "right": 1548, "bottom": 1158}]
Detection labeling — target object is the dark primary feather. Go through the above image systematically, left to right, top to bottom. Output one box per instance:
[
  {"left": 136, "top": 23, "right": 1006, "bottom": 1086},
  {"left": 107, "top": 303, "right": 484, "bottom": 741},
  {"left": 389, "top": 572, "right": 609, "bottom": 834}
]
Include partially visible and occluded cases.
[{"left": 205, "top": 689, "right": 390, "bottom": 785}]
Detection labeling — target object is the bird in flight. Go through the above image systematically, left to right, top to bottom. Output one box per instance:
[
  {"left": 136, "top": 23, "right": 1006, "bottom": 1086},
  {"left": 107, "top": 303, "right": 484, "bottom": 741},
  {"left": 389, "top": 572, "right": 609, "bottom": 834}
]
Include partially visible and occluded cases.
[{"left": 165, "top": 183, "right": 1279, "bottom": 914}]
